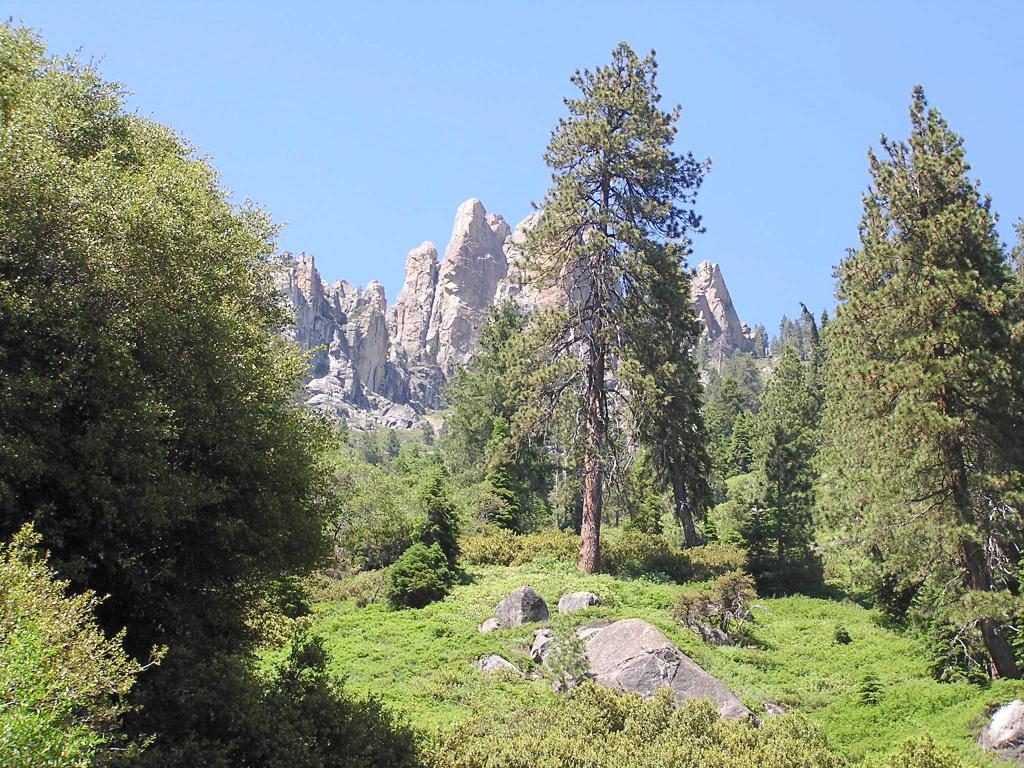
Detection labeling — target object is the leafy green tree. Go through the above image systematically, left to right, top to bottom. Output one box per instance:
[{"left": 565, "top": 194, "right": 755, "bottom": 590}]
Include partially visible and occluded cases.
[
  {"left": 0, "top": 26, "right": 337, "bottom": 761},
  {"left": 524, "top": 43, "right": 708, "bottom": 571},
  {"left": 819, "top": 87, "right": 1024, "bottom": 678},
  {"left": 744, "top": 346, "right": 819, "bottom": 593},
  {"left": 417, "top": 466, "right": 460, "bottom": 566},
  {"left": 1, "top": 526, "right": 145, "bottom": 767}
]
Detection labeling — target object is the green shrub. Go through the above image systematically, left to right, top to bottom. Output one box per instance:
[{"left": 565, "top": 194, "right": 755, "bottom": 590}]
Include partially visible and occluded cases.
[
  {"left": 0, "top": 525, "right": 147, "bottom": 767},
  {"left": 459, "top": 526, "right": 520, "bottom": 565},
  {"left": 459, "top": 527, "right": 578, "bottom": 567},
  {"left": 602, "top": 530, "right": 688, "bottom": 580},
  {"left": 386, "top": 543, "right": 454, "bottom": 609},
  {"left": 682, "top": 543, "right": 748, "bottom": 581},
  {"left": 305, "top": 569, "right": 388, "bottom": 607},
  {"left": 673, "top": 569, "right": 757, "bottom": 643},
  {"left": 258, "top": 632, "right": 419, "bottom": 767},
  {"left": 425, "top": 683, "right": 843, "bottom": 768},
  {"left": 862, "top": 738, "right": 973, "bottom": 768}
]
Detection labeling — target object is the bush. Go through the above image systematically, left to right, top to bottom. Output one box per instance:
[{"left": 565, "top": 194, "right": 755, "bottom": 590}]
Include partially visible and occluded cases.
[
  {"left": 0, "top": 526, "right": 146, "bottom": 767},
  {"left": 459, "top": 526, "right": 520, "bottom": 565},
  {"left": 459, "top": 527, "right": 578, "bottom": 567},
  {"left": 602, "top": 531, "right": 689, "bottom": 580},
  {"left": 386, "top": 543, "right": 454, "bottom": 609},
  {"left": 683, "top": 543, "right": 748, "bottom": 581},
  {"left": 305, "top": 569, "right": 388, "bottom": 607},
  {"left": 673, "top": 569, "right": 757, "bottom": 643},
  {"left": 257, "top": 633, "right": 419, "bottom": 768},
  {"left": 425, "top": 683, "right": 843, "bottom": 768},
  {"left": 862, "top": 738, "right": 974, "bottom": 768}
]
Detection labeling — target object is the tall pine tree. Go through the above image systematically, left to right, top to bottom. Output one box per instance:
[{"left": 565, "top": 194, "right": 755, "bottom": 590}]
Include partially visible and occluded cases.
[
  {"left": 524, "top": 43, "right": 707, "bottom": 571},
  {"left": 820, "top": 88, "right": 1024, "bottom": 678},
  {"left": 744, "top": 345, "right": 819, "bottom": 593}
]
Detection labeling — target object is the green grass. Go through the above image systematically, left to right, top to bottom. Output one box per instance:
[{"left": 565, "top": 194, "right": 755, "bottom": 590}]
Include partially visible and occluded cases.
[{"left": 309, "top": 559, "right": 1024, "bottom": 764}]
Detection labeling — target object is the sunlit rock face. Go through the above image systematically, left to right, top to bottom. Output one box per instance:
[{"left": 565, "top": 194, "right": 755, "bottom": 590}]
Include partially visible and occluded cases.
[{"left": 278, "top": 200, "right": 751, "bottom": 428}]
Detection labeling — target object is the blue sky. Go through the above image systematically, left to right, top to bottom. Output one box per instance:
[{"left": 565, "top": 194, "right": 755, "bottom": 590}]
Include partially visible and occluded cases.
[{"left": 10, "top": 1, "right": 1024, "bottom": 329}]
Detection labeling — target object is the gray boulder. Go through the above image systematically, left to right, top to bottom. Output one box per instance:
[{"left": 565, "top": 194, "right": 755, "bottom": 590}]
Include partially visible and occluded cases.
[
  {"left": 495, "top": 586, "right": 548, "bottom": 627},
  {"left": 558, "top": 591, "right": 601, "bottom": 614},
  {"left": 477, "top": 617, "right": 504, "bottom": 634},
  {"left": 583, "top": 618, "right": 751, "bottom": 719},
  {"left": 530, "top": 628, "right": 553, "bottom": 662},
  {"left": 472, "top": 654, "right": 521, "bottom": 676},
  {"left": 981, "top": 700, "right": 1024, "bottom": 760}
]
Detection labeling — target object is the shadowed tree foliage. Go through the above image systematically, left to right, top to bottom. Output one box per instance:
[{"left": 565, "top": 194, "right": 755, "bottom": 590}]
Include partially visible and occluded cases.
[
  {"left": 0, "top": 26, "right": 423, "bottom": 764},
  {"left": 745, "top": 346, "right": 820, "bottom": 594}
]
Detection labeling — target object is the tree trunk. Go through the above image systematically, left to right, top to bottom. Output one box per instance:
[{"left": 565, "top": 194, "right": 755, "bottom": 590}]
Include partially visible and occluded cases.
[
  {"left": 579, "top": 349, "right": 605, "bottom": 573},
  {"left": 670, "top": 470, "right": 698, "bottom": 548},
  {"left": 961, "top": 538, "right": 1020, "bottom": 679}
]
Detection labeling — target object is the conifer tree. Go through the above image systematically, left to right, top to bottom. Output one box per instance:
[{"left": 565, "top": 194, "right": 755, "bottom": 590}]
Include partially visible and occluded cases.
[
  {"left": 524, "top": 43, "right": 708, "bottom": 570},
  {"left": 820, "top": 88, "right": 1024, "bottom": 678},
  {"left": 744, "top": 345, "right": 819, "bottom": 593},
  {"left": 728, "top": 411, "right": 754, "bottom": 475},
  {"left": 417, "top": 467, "right": 460, "bottom": 567}
]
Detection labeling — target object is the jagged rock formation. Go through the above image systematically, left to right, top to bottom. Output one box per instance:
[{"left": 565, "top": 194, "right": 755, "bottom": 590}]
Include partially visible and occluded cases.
[
  {"left": 277, "top": 199, "right": 752, "bottom": 428},
  {"left": 426, "top": 200, "right": 511, "bottom": 373},
  {"left": 691, "top": 261, "right": 755, "bottom": 358}
]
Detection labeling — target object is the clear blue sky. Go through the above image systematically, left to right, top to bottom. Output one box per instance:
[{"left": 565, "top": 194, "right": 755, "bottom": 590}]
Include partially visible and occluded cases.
[{"left": 10, "top": 1, "right": 1024, "bottom": 328}]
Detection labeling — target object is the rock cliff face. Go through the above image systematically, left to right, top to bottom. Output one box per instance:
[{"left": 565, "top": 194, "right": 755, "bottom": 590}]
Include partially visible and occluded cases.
[{"left": 278, "top": 199, "right": 752, "bottom": 428}]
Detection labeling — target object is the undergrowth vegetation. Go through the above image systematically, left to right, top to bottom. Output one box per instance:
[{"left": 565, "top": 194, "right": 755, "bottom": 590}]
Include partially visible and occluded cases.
[{"left": 307, "top": 555, "right": 1024, "bottom": 765}]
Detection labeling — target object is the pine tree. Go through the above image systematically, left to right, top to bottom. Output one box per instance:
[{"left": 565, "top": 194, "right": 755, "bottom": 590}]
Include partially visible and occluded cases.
[
  {"left": 523, "top": 43, "right": 707, "bottom": 571},
  {"left": 819, "top": 87, "right": 1024, "bottom": 678},
  {"left": 442, "top": 302, "right": 553, "bottom": 525},
  {"left": 744, "top": 345, "right": 819, "bottom": 593},
  {"left": 728, "top": 411, "right": 754, "bottom": 475},
  {"left": 483, "top": 416, "right": 522, "bottom": 530},
  {"left": 417, "top": 466, "right": 460, "bottom": 567}
]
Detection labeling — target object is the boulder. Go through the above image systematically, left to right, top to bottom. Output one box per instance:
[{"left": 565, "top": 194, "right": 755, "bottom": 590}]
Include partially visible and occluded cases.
[
  {"left": 494, "top": 586, "right": 549, "bottom": 627},
  {"left": 558, "top": 591, "right": 601, "bottom": 614},
  {"left": 477, "top": 617, "right": 504, "bottom": 634},
  {"left": 583, "top": 619, "right": 751, "bottom": 719},
  {"left": 530, "top": 628, "right": 553, "bottom": 662},
  {"left": 472, "top": 654, "right": 521, "bottom": 676},
  {"left": 980, "top": 700, "right": 1024, "bottom": 760}
]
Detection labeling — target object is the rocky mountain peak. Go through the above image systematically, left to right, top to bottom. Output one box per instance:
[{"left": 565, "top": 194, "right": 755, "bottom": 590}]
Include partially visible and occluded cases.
[{"left": 278, "top": 202, "right": 753, "bottom": 428}]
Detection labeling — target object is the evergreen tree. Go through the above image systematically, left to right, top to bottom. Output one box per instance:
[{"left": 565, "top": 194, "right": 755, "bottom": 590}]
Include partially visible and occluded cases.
[
  {"left": 523, "top": 43, "right": 707, "bottom": 571},
  {"left": 819, "top": 88, "right": 1024, "bottom": 678},
  {"left": 1012, "top": 219, "right": 1024, "bottom": 280},
  {"left": 442, "top": 302, "right": 552, "bottom": 525},
  {"left": 744, "top": 346, "right": 819, "bottom": 593},
  {"left": 728, "top": 411, "right": 754, "bottom": 476},
  {"left": 483, "top": 416, "right": 522, "bottom": 530},
  {"left": 417, "top": 466, "right": 460, "bottom": 567}
]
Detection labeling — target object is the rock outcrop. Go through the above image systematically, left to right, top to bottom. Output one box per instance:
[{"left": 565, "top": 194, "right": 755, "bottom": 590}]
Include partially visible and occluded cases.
[
  {"left": 278, "top": 199, "right": 753, "bottom": 428},
  {"left": 426, "top": 200, "right": 511, "bottom": 373},
  {"left": 691, "top": 261, "right": 755, "bottom": 358},
  {"left": 494, "top": 586, "right": 549, "bottom": 628},
  {"left": 558, "top": 591, "right": 601, "bottom": 614},
  {"left": 583, "top": 619, "right": 751, "bottom": 719},
  {"left": 980, "top": 700, "right": 1024, "bottom": 762}
]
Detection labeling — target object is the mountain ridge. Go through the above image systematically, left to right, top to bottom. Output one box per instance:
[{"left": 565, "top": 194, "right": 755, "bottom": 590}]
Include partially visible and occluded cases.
[{"left": 276, "top": 199, "right": 755, "bottom": 428}]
